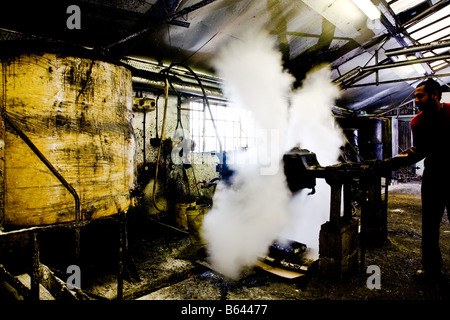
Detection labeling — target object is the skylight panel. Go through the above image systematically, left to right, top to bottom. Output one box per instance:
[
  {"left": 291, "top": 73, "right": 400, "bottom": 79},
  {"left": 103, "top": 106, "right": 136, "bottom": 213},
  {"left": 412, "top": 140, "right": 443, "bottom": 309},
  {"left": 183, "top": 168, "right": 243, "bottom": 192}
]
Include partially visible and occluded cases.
[
  {"left": 388, "top": 0, "right": 426, "bottom": 14},
  {"left": 407, "top": 5, "right": 450, "bottom": 33},
  {"left": 409, "top": 16, "right": 450, "bottom": 40},
  {"left": 418, "top": 26, "right": 450, "bottom": 43}
]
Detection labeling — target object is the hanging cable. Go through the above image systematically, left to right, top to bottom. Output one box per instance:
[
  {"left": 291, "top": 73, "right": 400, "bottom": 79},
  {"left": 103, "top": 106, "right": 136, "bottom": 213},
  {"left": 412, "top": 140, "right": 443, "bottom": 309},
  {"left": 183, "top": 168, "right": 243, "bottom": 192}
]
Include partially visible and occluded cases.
[
  {"left": 162, "top": 62, "right": 223, "bottom": 153},
  {"left": 151, "top": 64, "right": 221, "bottom": 213},
  {"left": 166, "top": 76, "right": 201, "bottom": 199},
  {"left": 152, "top": 78, "right": 170, "bottom": 212},
  {"left": 155, "top": 94, "right": 160, "bottom": 141}
]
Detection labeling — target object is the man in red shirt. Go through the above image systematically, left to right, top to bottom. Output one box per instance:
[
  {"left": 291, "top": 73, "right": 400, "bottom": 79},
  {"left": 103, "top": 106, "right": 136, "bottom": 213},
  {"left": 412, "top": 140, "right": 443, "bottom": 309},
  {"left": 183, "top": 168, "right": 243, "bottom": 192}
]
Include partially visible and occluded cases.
[{"left": 385, "top": 78, "right": 450, "bottom": 280}]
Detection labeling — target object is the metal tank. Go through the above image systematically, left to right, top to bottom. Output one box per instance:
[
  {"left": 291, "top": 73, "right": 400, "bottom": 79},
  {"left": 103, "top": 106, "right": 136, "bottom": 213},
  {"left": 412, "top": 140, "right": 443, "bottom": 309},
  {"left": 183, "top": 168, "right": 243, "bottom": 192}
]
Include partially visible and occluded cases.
[{"left": 0, "top": 44, "right": 136, "bottom": 227}]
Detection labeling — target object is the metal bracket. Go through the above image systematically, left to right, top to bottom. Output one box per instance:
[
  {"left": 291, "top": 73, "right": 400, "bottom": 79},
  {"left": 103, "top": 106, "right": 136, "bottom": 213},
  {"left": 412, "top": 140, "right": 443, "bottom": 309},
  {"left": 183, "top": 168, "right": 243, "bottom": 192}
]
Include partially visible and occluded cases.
[{"left": 2, "top": 112, "right": 81, "bottom": 221}]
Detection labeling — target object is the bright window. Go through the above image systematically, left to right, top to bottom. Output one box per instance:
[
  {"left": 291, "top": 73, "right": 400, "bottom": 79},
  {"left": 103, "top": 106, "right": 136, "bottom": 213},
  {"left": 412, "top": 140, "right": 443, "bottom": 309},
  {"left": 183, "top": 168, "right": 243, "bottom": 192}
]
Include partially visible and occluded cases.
[
  {"left": 387, "top": 0, "right": 426, "bottom": 14},
  {"left": 189, "top": 100, "right": 255, "bottom": 153}
]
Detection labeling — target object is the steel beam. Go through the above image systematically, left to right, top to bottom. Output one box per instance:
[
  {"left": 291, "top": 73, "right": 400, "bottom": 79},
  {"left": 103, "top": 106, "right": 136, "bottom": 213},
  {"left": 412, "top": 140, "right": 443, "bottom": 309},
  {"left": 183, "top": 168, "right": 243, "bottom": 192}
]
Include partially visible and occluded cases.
[{"left": 385, "top": 40, "right": 450, "bottom": 57}]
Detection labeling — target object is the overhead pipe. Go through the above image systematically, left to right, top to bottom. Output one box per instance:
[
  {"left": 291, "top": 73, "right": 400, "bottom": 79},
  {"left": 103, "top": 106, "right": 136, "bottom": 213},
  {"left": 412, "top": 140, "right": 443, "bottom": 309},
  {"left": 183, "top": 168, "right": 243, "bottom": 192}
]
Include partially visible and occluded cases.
[
  {"left": 103, "top": 0, "right": 220, "bottom": 52},
  {"left": 385, "top": 40, "right": 450, "bottom": 57},
  {"left": 334, "top": 54, "right": 450, "bottom": 86},
  {"left": 363, "top": 54, "right": 450, "bottom": 72},
  {"left": 121, "top": 57, "right": 224, "bottom": 98},
  {"left": 333, "top": 67, "right": 363, "bottom": 84},
  {"left": 347, "top": 73, "right": 450, "bottom": 88}
]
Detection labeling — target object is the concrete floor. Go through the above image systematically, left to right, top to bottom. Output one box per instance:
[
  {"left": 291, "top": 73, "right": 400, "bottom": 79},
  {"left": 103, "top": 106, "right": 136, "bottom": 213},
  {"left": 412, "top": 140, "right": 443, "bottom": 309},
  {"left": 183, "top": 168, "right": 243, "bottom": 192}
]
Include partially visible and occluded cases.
[
  {"left": 5, "top": 179, "right": 450, "bottom": 320},
  {"left": 77, "top": 181, "right": 450, "bottom": 302},
  {"left": 2, "top": 182, "right": 442, "bottom": 320}
]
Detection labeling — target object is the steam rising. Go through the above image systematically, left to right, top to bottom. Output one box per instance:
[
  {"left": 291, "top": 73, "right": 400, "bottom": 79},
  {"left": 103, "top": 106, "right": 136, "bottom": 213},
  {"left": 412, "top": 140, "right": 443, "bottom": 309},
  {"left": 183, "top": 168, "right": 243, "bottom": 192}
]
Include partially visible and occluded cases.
[
  {"left": 202, "top": 30, "right": 344, "bottom": 279},
  {"left": 281, "top": 65, "right": 345, "bottom": 259}
]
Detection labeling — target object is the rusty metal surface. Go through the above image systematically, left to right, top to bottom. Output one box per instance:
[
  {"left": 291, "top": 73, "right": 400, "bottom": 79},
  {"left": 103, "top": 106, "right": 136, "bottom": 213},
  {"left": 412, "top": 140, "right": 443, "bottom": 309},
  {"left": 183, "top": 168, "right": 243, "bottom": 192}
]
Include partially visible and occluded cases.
[{"left": 0, "top": 52, "right": 135, "bottom": 227}]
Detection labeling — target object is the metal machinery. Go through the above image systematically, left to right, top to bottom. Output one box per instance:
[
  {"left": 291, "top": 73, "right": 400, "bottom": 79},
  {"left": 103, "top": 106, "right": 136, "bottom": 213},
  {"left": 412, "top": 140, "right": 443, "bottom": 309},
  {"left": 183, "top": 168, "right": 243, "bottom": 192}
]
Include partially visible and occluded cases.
[{"left": 283, "top": 147, "right": 389, "bottom": 279}]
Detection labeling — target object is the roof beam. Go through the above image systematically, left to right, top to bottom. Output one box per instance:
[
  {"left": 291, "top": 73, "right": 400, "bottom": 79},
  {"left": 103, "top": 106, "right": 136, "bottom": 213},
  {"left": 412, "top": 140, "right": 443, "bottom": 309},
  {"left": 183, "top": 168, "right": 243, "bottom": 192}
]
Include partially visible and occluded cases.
[
  {"left": 101, "top": 0, "right": 219, "bottom": 59},
  {"left": 401, "top": 0, "right": 450, "bottom": 29},
  {"left": 384, "top": 39, "right": 450, "bottom": 56},
  {"left": 334, "top": 53, "right": 450, "bottom": 86}
]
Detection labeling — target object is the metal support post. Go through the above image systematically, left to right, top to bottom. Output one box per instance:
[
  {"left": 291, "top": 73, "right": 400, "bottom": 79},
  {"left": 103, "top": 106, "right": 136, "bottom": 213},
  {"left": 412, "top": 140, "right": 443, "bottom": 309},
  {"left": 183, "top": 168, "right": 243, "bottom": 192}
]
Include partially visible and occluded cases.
[
  {"left": 325, "top": 169, "right": 343, "bottom": 227},
  {"left": 343, "top": 179, "right": 353, "bottom": 221},
  {"left": 329, "top": 183, "right": 342, "bottom": 225},
  {"left": 117, "top": 212, "right": 125, "bottom": 300},
  {"left": 75, "top": 227, "right": 81, "bottom": 265},
  {"left": 30, "top": 231, "right": 40, "bottom": 300}
]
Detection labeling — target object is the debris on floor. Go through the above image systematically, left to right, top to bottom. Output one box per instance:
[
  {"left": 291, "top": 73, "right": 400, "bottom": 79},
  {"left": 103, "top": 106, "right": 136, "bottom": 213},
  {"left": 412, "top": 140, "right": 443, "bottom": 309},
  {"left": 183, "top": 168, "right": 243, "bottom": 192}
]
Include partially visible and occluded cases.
[{"left": 1, "top": 181, "right": 450, "bottom": 301}]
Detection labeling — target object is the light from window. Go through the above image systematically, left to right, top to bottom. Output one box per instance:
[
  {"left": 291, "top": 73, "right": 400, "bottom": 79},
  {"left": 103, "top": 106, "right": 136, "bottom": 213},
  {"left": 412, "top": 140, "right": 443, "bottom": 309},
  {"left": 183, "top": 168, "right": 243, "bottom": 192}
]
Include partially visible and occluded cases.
[{"left": 189, "top": 100, "right": 256, "bottom": 153}]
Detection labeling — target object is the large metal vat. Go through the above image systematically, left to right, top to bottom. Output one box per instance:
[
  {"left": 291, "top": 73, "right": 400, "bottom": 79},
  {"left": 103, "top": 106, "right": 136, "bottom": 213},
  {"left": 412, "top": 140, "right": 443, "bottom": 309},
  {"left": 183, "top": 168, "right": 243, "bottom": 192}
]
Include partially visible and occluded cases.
[
  {"left": 0, "top": 47, "right": 135, "bottom": 227},
  {"left": 357, "top": 118, "right": 384, "bottom": 160}
]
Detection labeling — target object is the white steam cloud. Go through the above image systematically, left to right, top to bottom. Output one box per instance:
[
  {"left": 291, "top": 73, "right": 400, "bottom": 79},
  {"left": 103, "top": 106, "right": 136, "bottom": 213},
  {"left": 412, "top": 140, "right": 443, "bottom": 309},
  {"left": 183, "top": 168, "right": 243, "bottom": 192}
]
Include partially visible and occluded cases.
[
  {"left": 202, "top": 29, "right": 344, "bottom": 279},
  {"left": 280, "top": 65, "right": 345, "bottom": 259},
  {"left": 286, "top": 66, "right": 344, "bottom": 166}
]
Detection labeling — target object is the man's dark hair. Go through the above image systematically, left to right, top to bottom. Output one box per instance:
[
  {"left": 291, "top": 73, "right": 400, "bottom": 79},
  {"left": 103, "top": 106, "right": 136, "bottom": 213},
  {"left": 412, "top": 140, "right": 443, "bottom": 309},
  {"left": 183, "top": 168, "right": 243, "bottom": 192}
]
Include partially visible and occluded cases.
[{"left": 417, "top": 78, "right": 442, "bottom": 100}]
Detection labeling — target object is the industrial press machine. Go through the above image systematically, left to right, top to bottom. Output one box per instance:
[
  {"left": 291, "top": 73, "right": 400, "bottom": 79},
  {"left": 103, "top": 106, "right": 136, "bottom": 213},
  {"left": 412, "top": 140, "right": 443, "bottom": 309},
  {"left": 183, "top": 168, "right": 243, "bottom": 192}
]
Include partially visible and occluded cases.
[{"left": 283, "top": 147, "right": 389, "bottom": 280}]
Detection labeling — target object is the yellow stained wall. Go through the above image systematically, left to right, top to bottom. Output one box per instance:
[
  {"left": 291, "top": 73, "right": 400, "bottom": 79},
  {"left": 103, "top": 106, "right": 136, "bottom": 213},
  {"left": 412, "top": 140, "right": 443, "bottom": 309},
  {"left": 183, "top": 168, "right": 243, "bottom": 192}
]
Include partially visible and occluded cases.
[{"left": 0, "top": 52, "right": 136, "bottom": 227}]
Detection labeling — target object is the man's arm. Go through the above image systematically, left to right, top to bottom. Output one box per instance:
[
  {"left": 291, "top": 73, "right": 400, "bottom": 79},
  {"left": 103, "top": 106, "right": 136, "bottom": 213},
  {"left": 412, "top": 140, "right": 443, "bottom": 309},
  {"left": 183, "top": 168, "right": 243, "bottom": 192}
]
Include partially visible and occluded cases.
[
  {"left": 384, "top": 114, "right": 426, "bottom": 170},
  {"left": 384, "top": 146, "right": 425, "bottom": 170}
]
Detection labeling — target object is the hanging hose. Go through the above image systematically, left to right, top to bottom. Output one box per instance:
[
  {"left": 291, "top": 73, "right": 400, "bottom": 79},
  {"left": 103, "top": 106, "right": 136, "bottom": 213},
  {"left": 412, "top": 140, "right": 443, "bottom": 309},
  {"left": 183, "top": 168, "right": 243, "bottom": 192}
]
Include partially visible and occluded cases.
[
  {"left": 162, "top": 62, "right": 223, "bottom": 153},
  {"left": 151, "top": 64, "right": 221, "bottom": 213},
  {"left": 152, "top": 78, "right": 170, "bottom": 212}
]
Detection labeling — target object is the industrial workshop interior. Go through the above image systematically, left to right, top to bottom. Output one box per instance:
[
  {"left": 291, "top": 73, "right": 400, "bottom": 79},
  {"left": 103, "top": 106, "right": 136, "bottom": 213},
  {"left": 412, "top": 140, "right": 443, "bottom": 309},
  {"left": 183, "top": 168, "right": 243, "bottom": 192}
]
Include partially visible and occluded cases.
[{"left": 1, "top": 0, "right": 450, "bottom": 306}]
